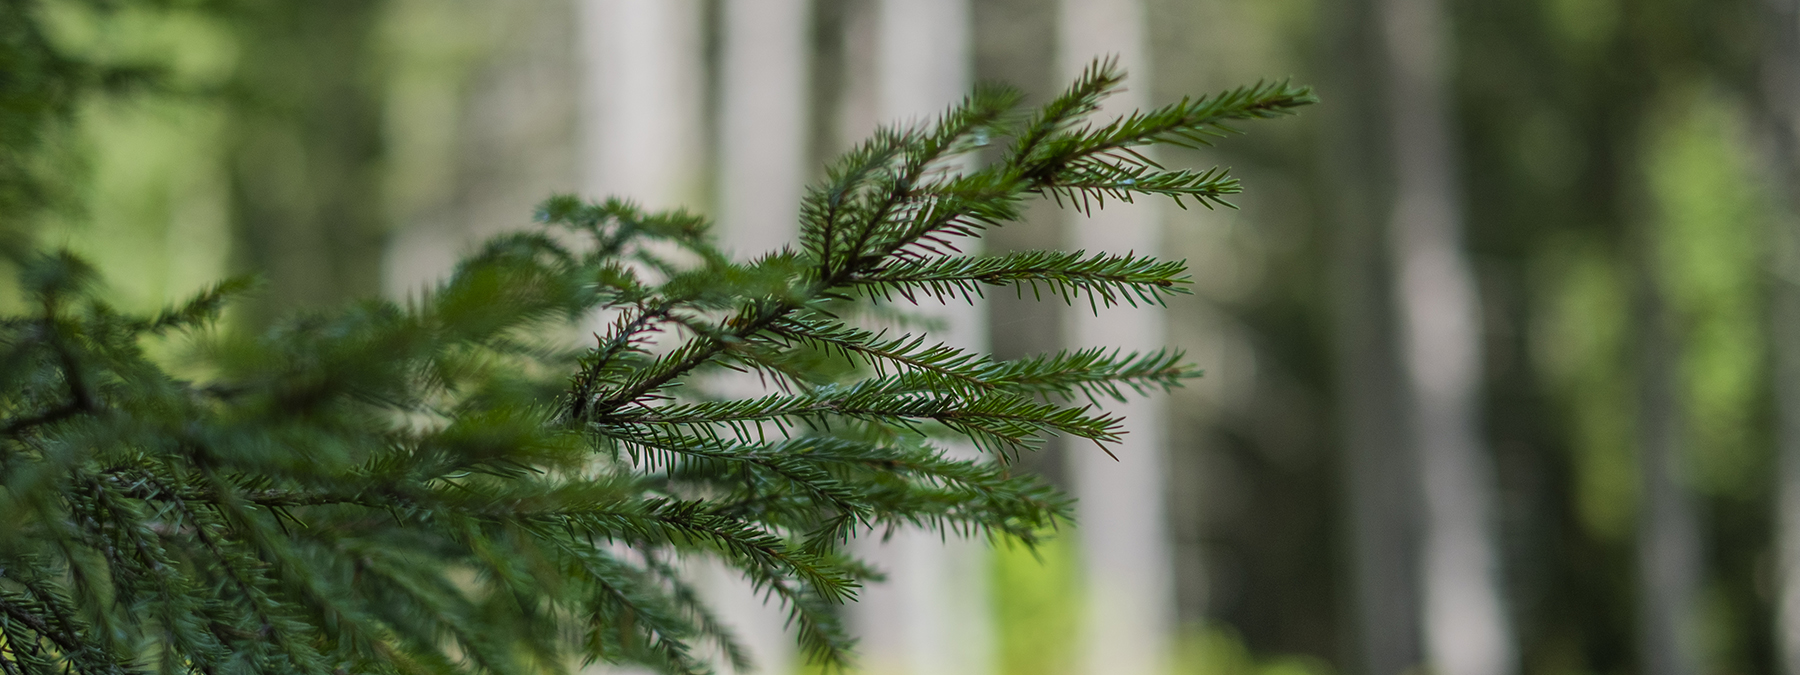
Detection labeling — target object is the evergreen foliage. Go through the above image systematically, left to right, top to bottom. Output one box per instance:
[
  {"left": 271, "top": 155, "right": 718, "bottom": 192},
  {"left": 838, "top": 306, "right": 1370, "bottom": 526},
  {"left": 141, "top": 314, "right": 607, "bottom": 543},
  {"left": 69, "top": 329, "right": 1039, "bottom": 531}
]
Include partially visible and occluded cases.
[{"left": 0, "top": 62, "right": 1311, "bottom": 674}]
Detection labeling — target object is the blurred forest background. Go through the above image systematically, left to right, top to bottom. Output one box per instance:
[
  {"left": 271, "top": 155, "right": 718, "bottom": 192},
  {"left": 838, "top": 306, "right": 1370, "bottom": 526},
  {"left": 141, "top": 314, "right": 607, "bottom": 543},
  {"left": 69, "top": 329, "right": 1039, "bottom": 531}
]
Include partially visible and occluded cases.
[{"left": 6, "top": 0, "right": 1800, "bottom": 674}]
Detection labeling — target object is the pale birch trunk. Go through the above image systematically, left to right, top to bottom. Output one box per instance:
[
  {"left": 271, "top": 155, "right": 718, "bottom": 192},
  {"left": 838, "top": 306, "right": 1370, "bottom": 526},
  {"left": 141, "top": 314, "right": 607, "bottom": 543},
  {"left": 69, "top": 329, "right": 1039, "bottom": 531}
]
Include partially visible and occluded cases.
[
  {"left": 576, "top": 0, "right": 704, "bottom": 210},
  {"left": 718, "top": 0, "right": 812, "bottom": 258},
  {"left": 1760, "top": 0, "right": 1800, "bottom": 670},
  {"left": 704, "top": 1, "right": 813, "bottom": 673},
  {"left": 1374, "top": 1, "right": 1515, "bottom": 674},
  {"left": 575, "top": 2, "right": 705, "bottom": 673},
  {"left": 848, "top": 2, "right": 994, "bottom": 673},
  {"left": 1057, "top": 2, "right": 1174, "bottom": 674}
]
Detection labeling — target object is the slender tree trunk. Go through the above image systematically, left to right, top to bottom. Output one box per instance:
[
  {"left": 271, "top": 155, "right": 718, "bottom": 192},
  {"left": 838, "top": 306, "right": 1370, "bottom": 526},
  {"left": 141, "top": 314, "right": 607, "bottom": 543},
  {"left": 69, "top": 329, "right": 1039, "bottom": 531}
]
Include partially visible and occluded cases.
[
  {"left": 228, "top": 0, "right": 389, "bottom": 324},
  {"left": 576, "top": 0, "right": 705, "bottom": 210},
  {"left": 718, "top": 0, "right": 811, "bottom": 258},
  {"left": 972, "top": 0, "right": 1064, "bottom": 485},
  {"left": 1325, "top": 0, "right": 1423, "bottom": 671},
  {"left": 1759, "top": 0, "right": 1800, "bottom": 670},
  {"left": 703, "top": 1, "right": 814, "bottom": 673},
  {"left": 1374, "top": 1, "right": 1516, "bottom": 674},
  {"left": 575, "top": 2, "right": 705, "bottom": 673},
  {"left": 849, "top": 2, "right": 994, "bottom": 673},
  {"left": 1057, "top": 2, "right": 1174, "bottom": 674},
  {"left": 1601, "top": 6, "right": 1704, "bottom": 675},
  {"left": 1614, "top": 23, "right": 1702, "bottom": 669},
  {"left": 1620, "top": 64, "right": 1700, "bottom": 673},
  {"left": 1330, "top": 149, "right": 1422, "bottom": 675},
  {"left": 1777, "top": 209, "right": 1800, "bottom": 675},
  {"left": 1631, "top": 230, "right": 1702, "bottom": 675},
  {"left": 1779, "top": 253, "right": 1800, "bottom": 675}
]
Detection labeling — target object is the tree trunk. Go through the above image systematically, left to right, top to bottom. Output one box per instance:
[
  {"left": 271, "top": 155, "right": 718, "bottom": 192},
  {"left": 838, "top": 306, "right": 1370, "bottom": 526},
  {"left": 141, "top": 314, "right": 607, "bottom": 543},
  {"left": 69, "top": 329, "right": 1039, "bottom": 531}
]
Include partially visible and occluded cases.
[
  {"left": 228, "top": 0, "right": 389, "bottom": 324},
  {"left": 576, "top": 0, "right": 705, "bottom": 210},
  {"left": 718, "top": 0, "right": 812, "bottom": 258},
  {"left": 972, "top": 0, "right": 1065, "bottom": 490},
  {"left": 1325, "top": 0, "right": 1423, "bottom": 671},
  {"left": 1374, "top": 0, "right": 1516, "bottom": 674},
  {"left": 1760, "top": 0, "right": 1800, "bottom": 671},
  {"left": 701, "top": 1, "right": 815, "bottom": 673},
  {"left": 575, "top": 2, "right": 705, "bottom": 673},
  {"left": 849, "top": 2, "right": 995, "bottom": 673},
  {"left": 1057, "top": 2, "right": 1175, "bottom": 674},
  {"left": 1777, "top": 209, "right": 1800, "bottom": 675},
  {"left": 1631, "top": 231, "right": 1702, "bottom": 675}
]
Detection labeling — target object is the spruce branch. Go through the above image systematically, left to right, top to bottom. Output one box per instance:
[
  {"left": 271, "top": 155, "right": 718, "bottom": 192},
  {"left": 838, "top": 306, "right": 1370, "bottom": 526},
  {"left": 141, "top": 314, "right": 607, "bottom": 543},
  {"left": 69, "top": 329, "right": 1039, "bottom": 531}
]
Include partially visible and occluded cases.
[
  {"left": 0, "top": 61, "right": 1309, "bottom": 675},
  {"left": 852, "top": 249, "right": 1191, "bottom": 308}
]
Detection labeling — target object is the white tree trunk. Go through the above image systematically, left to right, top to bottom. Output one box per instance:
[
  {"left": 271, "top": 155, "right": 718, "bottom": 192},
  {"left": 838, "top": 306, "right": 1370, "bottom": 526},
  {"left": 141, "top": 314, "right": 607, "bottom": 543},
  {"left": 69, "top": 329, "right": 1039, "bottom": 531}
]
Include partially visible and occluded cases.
[
  {"left": 576, "top": 0, "right": 704, "bottom": 210},
  {"left": 718, "top": 0, "right": 812, "bottom": 258},
  {"left": 705, "top": 1, "right": 813, "bottom": 673},
  {"left": 1374, "top": 1, "right": 1516, "bottom": 674},
  {"left": 575, "top": 2, "right": 705, "bottom": 673},
  {"left": 849, "top": 2, "right": 994, "bottom": 674},
  {"left": 1057, "top": 2, "right": 1174, "bottom": 674}
]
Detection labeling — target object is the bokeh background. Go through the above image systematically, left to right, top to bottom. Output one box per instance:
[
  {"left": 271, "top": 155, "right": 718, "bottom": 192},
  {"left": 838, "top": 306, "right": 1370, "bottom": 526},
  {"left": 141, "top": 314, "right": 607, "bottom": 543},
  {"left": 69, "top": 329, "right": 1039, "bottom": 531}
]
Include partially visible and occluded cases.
[{"left": 6, "top": 0, "right": 1798, "bottom": 674}]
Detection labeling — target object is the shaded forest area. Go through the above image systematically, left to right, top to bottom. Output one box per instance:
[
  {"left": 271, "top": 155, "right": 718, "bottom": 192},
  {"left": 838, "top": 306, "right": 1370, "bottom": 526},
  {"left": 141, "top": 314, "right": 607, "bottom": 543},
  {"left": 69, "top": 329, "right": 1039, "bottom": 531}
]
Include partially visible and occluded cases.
[{"left": 5, "top": 0, "right": 1799, "bottom": 674}]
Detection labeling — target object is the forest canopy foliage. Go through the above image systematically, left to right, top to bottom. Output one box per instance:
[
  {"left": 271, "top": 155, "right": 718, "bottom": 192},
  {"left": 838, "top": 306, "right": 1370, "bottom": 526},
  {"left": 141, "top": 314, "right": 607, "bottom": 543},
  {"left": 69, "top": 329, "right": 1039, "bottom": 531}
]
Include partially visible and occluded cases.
[{"left": 0, "top": 61, "right": 1312, "bottom": 674}]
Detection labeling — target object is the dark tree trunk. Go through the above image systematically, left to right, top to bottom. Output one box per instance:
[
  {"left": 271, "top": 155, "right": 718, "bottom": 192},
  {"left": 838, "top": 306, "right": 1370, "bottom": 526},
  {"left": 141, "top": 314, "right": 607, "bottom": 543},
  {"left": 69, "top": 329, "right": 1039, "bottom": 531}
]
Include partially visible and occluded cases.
[
  {"left": 228, "top": 0, "right": 389, "bottom": 324},
  {"left": 1325, "top": 0, "right": 1423, "bottom": 671},
  {"left": 1756, "top": 0, "right": 1800, "bottom": 669},
  {"left": 1631, "top": 227, "right": 1702, "bottom": 675}
]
